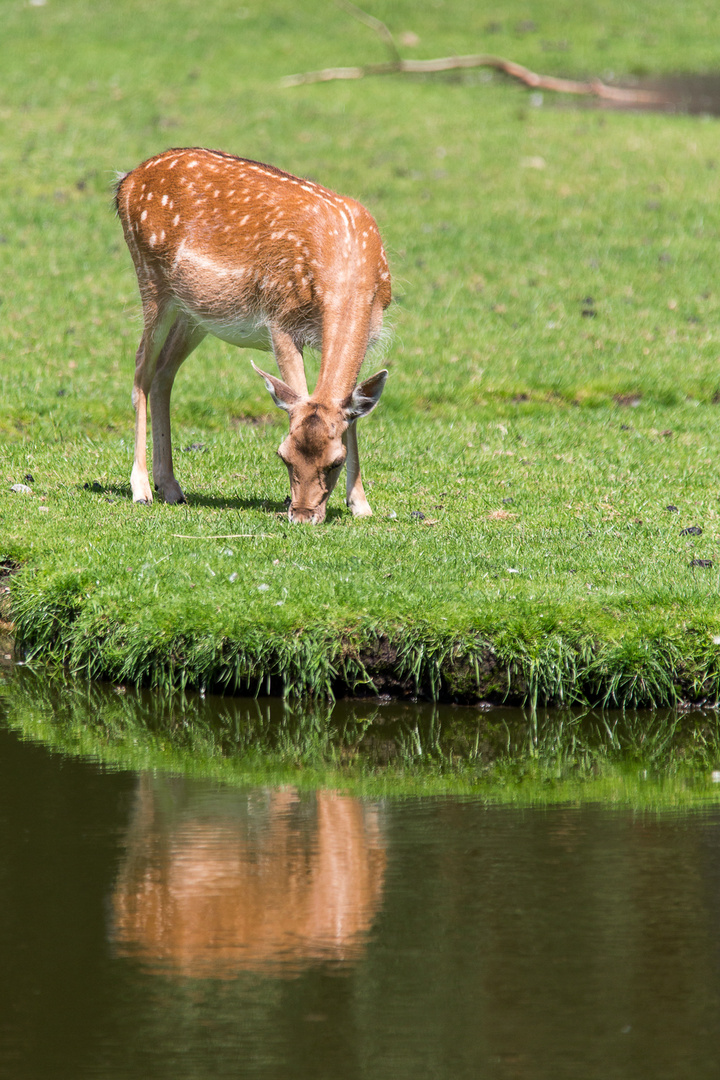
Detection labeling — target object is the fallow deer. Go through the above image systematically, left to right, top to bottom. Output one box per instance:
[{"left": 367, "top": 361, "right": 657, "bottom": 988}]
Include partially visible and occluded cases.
[{"left": 115, "top": 147, "right": 392, "bottom": 523}]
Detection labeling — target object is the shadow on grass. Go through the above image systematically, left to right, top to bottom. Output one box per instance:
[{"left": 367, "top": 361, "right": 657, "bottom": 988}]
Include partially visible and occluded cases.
[
  {"left": 78, "top": 482, "right": 348, "bottom": 521},
  {"left": 78, "top": 482, "right": 282, "bottom": 512},
  {"left": 185, "top": 493, "right": 287, "bottom": 513},
  {"left": 184, "top": 495, "right": 348, "bottom": 523}
]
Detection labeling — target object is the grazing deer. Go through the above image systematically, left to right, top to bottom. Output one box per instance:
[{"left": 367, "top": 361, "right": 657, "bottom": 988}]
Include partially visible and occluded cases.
[{"left": 115, "top": 147, "right": 391, "bottom": 523}]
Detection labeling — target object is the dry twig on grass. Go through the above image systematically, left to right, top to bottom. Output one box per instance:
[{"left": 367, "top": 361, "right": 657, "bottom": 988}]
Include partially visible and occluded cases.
[{"left": 282, "top": 0, "right": 669, "bottom": 108}]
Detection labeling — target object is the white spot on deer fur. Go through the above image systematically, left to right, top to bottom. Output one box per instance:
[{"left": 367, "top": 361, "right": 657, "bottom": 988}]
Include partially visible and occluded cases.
[
  {"left": 169, "top": 159, "right": 178, "bottom": 169},
  {"left": 188, "top": 160, "right": 198, "bottom": 168},
  {"left": 214, "top": 190, "right": 220, "bottom": 197},
  {"left": 147, "top": 192, "right": 153, "bottom": 201},
  {"left": 161, "top": 194, "right": 168, "bottom": 206},
  {"left": 141, "top": 209, "right": 148, "bottom": 221},
  {"left": 172, "top": 214, "right": 180, "bottom": 226},
  {"left": 239, "top": 215, "right": 249, "bottom": 225},
  {"left": 160, "top": 230, "right": 166, "bottom": 241},
  {"left": 149, "top": 234, "right": 156, "bottom": 246}
]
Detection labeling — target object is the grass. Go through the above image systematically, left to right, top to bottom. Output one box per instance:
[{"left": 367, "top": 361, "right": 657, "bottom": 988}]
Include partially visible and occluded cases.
[
  {"left": 4, "top": 0, "right": 720, "bottom": 704},
  {"left": 5, "top": 666, "right": 720, "bottom": 807}
]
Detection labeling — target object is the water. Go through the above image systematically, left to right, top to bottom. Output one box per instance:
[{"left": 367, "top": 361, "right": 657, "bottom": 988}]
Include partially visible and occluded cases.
[{"left": 2, "top": 713, "right": 720, "bottom": 1080}]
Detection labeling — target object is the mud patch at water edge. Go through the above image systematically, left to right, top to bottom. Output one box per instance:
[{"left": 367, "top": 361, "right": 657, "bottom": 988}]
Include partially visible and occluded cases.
[
  {"left": 593, "top": 74, "right": 720, "bottom": 114},
  {"left": 0, "top": 560, "right": 16, "bottom": 667}
]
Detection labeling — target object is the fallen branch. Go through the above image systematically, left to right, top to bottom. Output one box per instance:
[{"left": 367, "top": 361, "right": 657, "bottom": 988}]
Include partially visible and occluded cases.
[
  {"left": 282, "top": 0, "right": 669, "bottom": 107},
  {"left": 334, "top": 0, "right": 401, "bottom": 62},
  {"left": 282, "top": 54, "right": 669, "bottom": 106},
  {"left": 171, "top": 533, "right": 274, "bottom": 540}
]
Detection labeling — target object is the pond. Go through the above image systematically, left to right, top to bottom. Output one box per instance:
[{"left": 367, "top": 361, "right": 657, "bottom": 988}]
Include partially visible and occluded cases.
[{"left": 2, "top": 671, "right": 720, "bottom": 1079}]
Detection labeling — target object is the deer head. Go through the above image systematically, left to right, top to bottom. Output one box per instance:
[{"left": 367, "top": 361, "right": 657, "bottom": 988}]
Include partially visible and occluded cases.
[{"left": 254, "top": 364, "right": 387, "bottom": 523}]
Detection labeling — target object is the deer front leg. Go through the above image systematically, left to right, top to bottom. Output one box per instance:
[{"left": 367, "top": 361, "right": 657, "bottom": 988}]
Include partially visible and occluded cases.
[
  {"left": 150, "top": 316, "right": 206, "bottom": 504},
  {"left": 270, "top": 327, "right": 308, "bottom": 397},
  {"left": 341, "top": 369, "right": 388, "bottom": 518},
  {"left": 344, "top": 420, "right": 373, "bottom": 517}
]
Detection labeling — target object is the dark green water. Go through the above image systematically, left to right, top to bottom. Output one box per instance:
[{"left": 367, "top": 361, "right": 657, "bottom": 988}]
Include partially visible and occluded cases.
[{"left": 3, "top": 714, "right": 720, "bottom": 1080}]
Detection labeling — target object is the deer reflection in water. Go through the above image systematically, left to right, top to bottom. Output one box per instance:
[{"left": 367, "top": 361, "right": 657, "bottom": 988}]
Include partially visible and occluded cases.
[{"left": 111, "top": 776, "right": 386, "bottom": 977}]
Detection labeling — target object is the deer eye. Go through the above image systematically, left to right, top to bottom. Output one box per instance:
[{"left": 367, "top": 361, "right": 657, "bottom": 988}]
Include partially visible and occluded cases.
[{"left": 328, "top": 456, "right": 345, "bottom": 471}]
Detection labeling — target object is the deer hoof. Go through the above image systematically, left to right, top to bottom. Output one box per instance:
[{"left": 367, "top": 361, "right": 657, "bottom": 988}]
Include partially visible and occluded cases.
[
  {"left": 155, "top": 479, "right": 186, "bottom": 504},
  {"left": 348, "top": 500, "right": 373, "bottom": 518}
]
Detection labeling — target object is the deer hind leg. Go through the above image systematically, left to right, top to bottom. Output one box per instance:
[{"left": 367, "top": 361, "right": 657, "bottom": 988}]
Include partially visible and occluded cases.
[
  {"left": 130, "top": 296, "right": 178, "bottom": 504},
  {"left": 150, "top": 315, "right": 207, "bottom": 504},
  {"left": 344, "top": 420, "right": 373, "bottom": 518}
]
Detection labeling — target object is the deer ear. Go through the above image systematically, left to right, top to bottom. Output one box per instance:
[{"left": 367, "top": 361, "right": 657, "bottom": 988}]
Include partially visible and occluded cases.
[
  {"left": 252, "top": 362, "right": 300, "bottom": 412},
  {"left": 343, "top": 369, "right": 388, "bottom": 421}
]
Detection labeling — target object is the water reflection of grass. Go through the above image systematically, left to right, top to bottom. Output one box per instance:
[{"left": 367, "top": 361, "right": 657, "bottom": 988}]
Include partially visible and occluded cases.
[{"left": 4, "top": 669, "right": 720, "bottom": 807}]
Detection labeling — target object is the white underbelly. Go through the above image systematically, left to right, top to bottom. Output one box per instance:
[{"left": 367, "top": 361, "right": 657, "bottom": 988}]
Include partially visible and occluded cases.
[{"left": 197, "top": 315, "right": 272, "bottom": 351}]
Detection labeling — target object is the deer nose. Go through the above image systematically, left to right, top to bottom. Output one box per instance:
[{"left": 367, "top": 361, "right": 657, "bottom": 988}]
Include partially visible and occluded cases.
[{"left": 288, "top": 506, "right": 321, "bottom": 525}]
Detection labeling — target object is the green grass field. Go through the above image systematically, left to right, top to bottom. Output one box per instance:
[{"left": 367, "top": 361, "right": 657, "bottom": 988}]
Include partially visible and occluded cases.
[{"left": 4, "top": 0, "right": 720, "bottom": 705}]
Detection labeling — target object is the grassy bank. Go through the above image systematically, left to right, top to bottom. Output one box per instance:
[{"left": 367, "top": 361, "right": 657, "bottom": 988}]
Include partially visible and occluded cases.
[{"left": 3, "top": 0, "right": 720, "bottom": 704}]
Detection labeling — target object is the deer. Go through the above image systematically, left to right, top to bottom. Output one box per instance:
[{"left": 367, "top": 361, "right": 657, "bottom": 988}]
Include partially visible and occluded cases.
[{"left": 115, "top": 147, "right": 392, "bottom": 524}]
